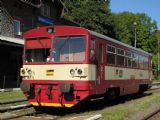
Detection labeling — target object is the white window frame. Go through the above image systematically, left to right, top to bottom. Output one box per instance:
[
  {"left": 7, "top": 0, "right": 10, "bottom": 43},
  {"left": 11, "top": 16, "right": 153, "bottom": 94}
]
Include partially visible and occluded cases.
[
  {"left": 13, "top": 19, "right": 21, "bottom": 35},
  {"left": 107, "top": 45, "right": 116, "bottom": 54},
  {"left": 107, "top": 45, "right": 116, "bottom": 65},
  {"left": 117, "top": 48, "right": 125, "bottom": 66}
]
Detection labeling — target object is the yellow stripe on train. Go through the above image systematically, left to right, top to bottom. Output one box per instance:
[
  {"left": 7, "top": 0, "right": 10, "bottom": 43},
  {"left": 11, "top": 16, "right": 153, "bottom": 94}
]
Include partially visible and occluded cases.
[{"left": 31, "top": 102, "right": 74, "bottom": 108}]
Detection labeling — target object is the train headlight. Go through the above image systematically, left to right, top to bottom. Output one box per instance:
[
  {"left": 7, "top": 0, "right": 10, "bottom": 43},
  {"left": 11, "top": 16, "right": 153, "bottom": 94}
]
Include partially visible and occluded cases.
[
  {"left": 47, "top": 27, "right": 56, "bottom": 33},
  {"left": 21, "top": 69, "right": 25, "bottom": 75},
  {"left": 28, "top": 69, "right": 32, "bottom": 75},
  {"left": 70, "top": 69, "right": 75, "bottom": 76},
  {"left": 77, "top": 69, "right": 82, "bottom": 75}
]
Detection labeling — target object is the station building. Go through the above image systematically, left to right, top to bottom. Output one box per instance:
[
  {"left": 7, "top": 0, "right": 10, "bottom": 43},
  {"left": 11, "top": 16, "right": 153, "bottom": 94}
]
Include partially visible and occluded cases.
[{"left": 0, "top": 0, "right": 73, "bottom": 88}]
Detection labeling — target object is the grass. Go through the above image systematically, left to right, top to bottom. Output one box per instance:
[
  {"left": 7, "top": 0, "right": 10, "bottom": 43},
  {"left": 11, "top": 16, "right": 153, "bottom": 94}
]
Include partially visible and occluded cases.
[
  {"left": 152, "top": 80, "right": 160, "bottom": 83},
  {"left": 1, "top": 90, "right": 160, "bottom": 120},
  {"left": 0, "top": 91, "right": 25, "bottom": 100},
  {"left": 81, "top": 92, "right": 160, "bottom": 120},
  {"left": 101, "top": 94, "right": 160, "bottom": 120}
]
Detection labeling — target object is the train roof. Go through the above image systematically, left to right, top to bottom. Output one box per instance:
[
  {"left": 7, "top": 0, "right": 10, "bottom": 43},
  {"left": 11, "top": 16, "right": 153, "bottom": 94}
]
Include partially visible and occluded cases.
[
  {"left": 24, "top": 25, "right": 152, "bottom": 56},
  {"left": 90, "top": 30, "right": 152, "bottom": 56}
]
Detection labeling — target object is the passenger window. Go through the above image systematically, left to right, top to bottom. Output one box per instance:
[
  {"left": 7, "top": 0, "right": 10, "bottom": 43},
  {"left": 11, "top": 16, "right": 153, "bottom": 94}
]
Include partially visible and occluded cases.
[
  {"left": 90, "top": 39, "right": 98, "bottom": 65},
  {"left": 90, "top": 40, "right": 95, "bottom": 59},
  {"left": 107, "top": 45, "right": 116, "bottom": 65},
  {"left": 117, "top": 48, "right": 125, "bottom": 66},
  {"left": 126, "top": 51, "right": 132, "bottom": 67},
  {"left": 132, "top": 53, "right": 138, "bottom": 68},
  {"left": 139, "top": 56, "right": 144, "bottom": 69},
  {"left": 143, "top": 57, "right": 149, "bottom": 69}
]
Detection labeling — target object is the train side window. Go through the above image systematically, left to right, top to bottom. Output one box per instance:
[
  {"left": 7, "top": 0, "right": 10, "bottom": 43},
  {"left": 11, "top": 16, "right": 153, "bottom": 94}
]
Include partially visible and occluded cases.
[
  {"left": 90, "top": 39, "right": 98, "bottom": 65},
  {"left": 90, "top": 40, "right": 95, "bottom": 59},
  {"left": 107, "top": 45, "right": 116, "bottom": 65},
  {"left": 117, "top": 48, "right": 125, "bottom": 66},
  {"left": 126, "top": 51, "right": 132, "bottom": 67},
  {"left": 132, "top": 53, "right": 138, "bottom": 68},
  {"left": 139, "top": 55, "right": 144, "bottom": 69},
  {"left": 143, "top": 57, "right": 149, "bottom": 69}
]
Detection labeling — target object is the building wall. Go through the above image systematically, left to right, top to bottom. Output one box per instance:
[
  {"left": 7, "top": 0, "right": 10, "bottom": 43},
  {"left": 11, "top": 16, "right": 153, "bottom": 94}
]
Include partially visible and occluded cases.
[
  {"left": 0, "top": 0, "right": 65, "bottom": 88},
  {"left": 1, "top": 0, "right": 64, "bottom": 37}
]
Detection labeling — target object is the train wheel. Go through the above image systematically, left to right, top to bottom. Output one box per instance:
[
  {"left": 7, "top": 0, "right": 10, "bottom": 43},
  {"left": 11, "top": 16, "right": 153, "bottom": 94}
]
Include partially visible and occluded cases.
[
  {"left": 138, "top": 84, "right": 148, "bottom": 95},
  {"left": 105, "top": 89, "right": 119, "bottom": 101}
]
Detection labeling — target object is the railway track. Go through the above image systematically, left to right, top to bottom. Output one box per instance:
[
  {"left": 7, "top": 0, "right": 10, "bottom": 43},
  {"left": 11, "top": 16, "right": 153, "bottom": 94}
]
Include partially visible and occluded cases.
[
  {"left": 0, "top": 83, "right": 160, "bottom": 120},
  {"left": 140, "top": 83, "right": 160, "bottom": 120},
  {"left": 150, "top": 83, "right": 160, "bottom": 90},
  {"left": 0, "top": 97, "right": 36, "bottom": 120},
  {"left": 142, "top": 110, "right": 160, "bottom": 120}
]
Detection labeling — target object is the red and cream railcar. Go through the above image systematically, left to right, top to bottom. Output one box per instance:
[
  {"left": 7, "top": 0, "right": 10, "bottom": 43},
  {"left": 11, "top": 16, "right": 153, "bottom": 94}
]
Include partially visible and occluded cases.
[{"left": 20, "top": 26, "right": 152, "bottom": 108}]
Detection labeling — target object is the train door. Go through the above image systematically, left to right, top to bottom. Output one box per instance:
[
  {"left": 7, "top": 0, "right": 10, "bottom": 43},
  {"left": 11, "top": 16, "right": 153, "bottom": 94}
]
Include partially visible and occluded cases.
[{"left": 95, "top": 40, "right": 105, "bottom": 93}]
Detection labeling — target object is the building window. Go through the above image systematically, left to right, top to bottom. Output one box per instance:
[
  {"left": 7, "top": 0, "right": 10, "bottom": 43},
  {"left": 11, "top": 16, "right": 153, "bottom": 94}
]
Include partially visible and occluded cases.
[
  {"left": 41, "top": 4, "right": 50, "bottom": 17},
  {"left": 13, "top": 19, "right": 21, "bottom": 35},
  {"left": 107, "top": 45, "right": 116, "bottom": 65},
  {"left": 117, "top": 48, "right": 125, "bottom": 66},
  {"left": 126, "top": 51, "right": 132, "bottom": 67}
]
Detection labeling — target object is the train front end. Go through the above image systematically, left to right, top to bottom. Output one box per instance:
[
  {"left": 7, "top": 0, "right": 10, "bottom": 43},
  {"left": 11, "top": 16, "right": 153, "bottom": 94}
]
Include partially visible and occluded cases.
[{"left": 20, "top": 26, "right": 95, "bottom": 107}]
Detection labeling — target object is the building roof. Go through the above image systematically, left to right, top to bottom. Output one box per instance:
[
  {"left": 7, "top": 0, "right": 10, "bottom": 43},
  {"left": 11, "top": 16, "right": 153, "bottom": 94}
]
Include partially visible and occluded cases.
[
  {"left": 19, "top": 0, "right": 67, "bottom": 11},
  {"left": 56, "top": 0, "right": 68, "bottom": 12},
  {"left": 0, "top": 35, "right": 24, "bottom": 46}
]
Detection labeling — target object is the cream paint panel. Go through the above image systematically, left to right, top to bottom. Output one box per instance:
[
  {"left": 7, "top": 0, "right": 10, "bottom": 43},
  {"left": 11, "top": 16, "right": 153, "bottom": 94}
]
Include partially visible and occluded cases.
[
  {"left": 22, "top": 64, "right": 96, "bottom": 81},
  {"left": 105, "top": 66, "right": 149, "bottom": 80}
]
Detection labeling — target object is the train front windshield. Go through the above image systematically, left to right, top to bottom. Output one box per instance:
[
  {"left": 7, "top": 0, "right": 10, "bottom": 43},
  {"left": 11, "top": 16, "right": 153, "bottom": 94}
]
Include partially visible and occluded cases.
[
  {"left": 52, "top": 36, "right": 86, "bottom": 62},
  {"left": 25, "top": 37, "right": 51, "bottom": 63},
  {"left": 25, "top": 48, "right": 50, "bottom": 62}
]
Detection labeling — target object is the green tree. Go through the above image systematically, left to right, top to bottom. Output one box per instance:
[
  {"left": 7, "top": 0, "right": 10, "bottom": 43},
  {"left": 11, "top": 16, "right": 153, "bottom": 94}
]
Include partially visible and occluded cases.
[
  {"left": 63, "top": 0, "right": 114, "bottom": 37},
  {"left": 62, "top": 1, "right": 159, "bottom": 78},
  {"left": 112, "top": 12, "right": 158, "bottom": 53},
  {"left": 152, "top": 31, "right": 160, "bottom": 79}
]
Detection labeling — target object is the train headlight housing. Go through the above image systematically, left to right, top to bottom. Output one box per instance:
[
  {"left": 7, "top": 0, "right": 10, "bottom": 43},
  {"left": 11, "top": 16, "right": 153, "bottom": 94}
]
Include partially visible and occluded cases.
[
  {"left": 47, "top": 27, "right": 56, "bottom": 33},
  {"left": 21, "top": 69, "right": 25, "bottom": 75},
  {"left": 28, "top": 69, "right": 32, "bottom": 75},
  {"left": 70, "top": 69, "right": 75, "bottom": 76},
  {"left": 77, "top": 69, "right": 82, "bottom": 75}
]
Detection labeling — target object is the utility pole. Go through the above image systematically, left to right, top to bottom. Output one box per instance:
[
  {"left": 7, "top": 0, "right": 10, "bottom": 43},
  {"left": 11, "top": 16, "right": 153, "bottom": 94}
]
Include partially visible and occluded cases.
[
  {"left": 133, "top": 22, "right": 137, "bottom": 48},
  {"left": 158, "top": 39, "right": 160, "bottom": 80}
]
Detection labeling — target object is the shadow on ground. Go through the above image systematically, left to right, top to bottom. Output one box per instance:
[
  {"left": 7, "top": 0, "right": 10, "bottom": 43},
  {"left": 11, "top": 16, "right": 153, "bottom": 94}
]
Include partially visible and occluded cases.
[{"left": 32, "top": 92, "right": 152, "bottom": 117}]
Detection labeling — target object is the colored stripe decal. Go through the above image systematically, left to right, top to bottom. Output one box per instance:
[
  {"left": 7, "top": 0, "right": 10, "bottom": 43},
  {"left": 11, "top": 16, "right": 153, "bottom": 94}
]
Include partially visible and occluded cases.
[{"left": 31, "top": 102, "right": 74, "bottom": 108}]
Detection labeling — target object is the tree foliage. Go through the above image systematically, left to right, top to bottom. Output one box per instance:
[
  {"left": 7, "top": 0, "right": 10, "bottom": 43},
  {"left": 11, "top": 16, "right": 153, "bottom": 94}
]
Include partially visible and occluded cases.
[
  {"left": 63, "top": 0, "right": 114, "bottom": 37},
  {"left": 62, "top": 1, "right": 159, "bottom": 78},
  {"left": 112, "top": 12, "right": 158, "bottom": 53}
]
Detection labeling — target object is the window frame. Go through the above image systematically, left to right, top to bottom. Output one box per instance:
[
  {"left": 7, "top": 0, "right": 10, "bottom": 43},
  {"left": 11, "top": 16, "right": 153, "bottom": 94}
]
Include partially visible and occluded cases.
[
  {"left": 13, "top": 19, "right": 22, "bottom": 36},
  {"left": 52, "top": 36, "right": 87, "bottom": 63},
  {"left": 106, "top": 45, "right": 116, "bottom": 65},
  {"left": 117, "top": 48, "right": 125, "bottom": 66},
  {"left": 125, "top": 51, "right": 132, "bottom": 68},
  {"left": 132, "top": 53, "right": 139, "bottom": 68},
  {"left": 143, "top": 56, "right": 149, "bottom": 69}
]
